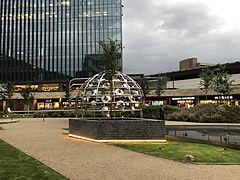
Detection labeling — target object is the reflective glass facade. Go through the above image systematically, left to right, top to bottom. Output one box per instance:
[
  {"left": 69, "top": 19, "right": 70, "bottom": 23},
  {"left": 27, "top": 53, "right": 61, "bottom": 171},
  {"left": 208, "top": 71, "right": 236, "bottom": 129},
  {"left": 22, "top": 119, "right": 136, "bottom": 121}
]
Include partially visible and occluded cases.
[{"left": 0, "top": 0, "right": 122, "bottom": 82}]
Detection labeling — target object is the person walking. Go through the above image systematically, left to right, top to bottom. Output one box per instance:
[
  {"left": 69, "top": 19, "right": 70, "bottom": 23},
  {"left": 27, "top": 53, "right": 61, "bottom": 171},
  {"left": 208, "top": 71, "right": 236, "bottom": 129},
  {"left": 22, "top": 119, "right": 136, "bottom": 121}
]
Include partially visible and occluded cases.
[{"left": 159, "top": 106, "right": 164, "bottom": 120}]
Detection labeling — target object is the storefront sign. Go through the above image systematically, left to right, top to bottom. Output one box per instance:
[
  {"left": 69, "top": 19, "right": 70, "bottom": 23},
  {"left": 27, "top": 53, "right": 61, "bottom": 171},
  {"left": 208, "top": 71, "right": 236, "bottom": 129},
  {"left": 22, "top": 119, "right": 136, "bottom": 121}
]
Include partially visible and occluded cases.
[
  {"left": 42, "top": 84, "right": 59, "bottom": 91},
  {"left": 14, "top": 85, "right": 38, "bottom": 92},
  {"left": 214, "top": 96, "right": 233, "bottom": 100},
  {"left": 172, "top": 97, "right": 195, "bottom": 100}
]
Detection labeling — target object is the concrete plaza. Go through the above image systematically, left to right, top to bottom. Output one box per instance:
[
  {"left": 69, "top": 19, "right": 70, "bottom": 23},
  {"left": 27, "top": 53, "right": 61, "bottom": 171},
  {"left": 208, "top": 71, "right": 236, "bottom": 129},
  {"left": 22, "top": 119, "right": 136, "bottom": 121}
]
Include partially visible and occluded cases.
[{"left": 0, "top": 118, "right": 240, "bottom": 180}]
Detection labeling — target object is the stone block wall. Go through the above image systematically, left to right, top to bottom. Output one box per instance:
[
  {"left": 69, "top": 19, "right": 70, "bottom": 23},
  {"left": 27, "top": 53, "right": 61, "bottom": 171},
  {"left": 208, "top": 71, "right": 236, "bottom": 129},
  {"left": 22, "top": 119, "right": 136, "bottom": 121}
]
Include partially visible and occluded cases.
[{"left": 69, "top": 118, "right": 165, "bottom": 140}]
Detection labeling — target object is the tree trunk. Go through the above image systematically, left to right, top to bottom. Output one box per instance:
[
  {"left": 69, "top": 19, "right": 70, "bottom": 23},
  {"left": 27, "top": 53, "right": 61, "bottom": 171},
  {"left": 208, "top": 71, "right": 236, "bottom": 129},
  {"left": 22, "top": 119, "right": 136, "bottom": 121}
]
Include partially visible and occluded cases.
[{"left": 109, "top": 77, "right": 113, "bottom": 119}]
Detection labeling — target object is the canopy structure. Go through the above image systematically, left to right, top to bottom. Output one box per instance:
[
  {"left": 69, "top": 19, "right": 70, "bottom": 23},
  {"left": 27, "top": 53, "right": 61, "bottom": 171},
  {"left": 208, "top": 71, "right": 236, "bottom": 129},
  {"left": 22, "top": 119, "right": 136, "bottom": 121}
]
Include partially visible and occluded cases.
[{"left": 76, "top": 71, "right": 143, "bottom": 116}]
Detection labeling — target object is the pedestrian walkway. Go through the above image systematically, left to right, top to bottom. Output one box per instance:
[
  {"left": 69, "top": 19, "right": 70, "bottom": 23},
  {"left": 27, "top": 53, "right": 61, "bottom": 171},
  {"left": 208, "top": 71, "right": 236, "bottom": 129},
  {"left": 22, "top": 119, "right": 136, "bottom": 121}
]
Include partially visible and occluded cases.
[
  {"left": 0, "top": 118, "right": 240, "bottom": 180},
  {"left": 0, "top": 119, "right": 19, "bottom": 124}
]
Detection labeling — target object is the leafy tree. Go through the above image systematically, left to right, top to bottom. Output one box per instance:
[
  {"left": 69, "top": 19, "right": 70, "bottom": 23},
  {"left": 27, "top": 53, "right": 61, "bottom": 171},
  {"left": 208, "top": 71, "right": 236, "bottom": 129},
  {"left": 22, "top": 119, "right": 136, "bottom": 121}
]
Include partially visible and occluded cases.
[
  {"left": 84, "top": 39, "right": 122, "bottom": 77},
  {"left": 98, "top": 39, "right": 122, "bottom": 118},
  {"left": 98, "top": 39, "right": 122, "bottom": 72},
  {"left": 212, "top": 66, "right": 235, "bottom": 99},
  {"left": 199, "top": 67, "right": 214, "bottom": 100},
  {"left": 156, "top": 74, "right": 168, "bottom": 104},
  {"left": 136, "top": 76, "right": 149, "bottom": 105},
  {"left": 136, "top": 76, "right": 149, "bottom": 118},
  {"left": 0, "top": 81, "right": 14, "bottom": 109},
  {"left": 20, "top": 85, "right": 34, "bottom": 112},
  {"left": 64, "top": 85, "right": 70, "bottom": 108}
]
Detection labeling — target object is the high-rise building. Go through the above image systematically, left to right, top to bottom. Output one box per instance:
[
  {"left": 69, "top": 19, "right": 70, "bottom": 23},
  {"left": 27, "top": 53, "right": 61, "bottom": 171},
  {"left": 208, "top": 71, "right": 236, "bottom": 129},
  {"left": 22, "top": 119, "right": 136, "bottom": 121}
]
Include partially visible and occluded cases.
[{"left": 0, "top": 0, "right": 123, "bottom": 82}]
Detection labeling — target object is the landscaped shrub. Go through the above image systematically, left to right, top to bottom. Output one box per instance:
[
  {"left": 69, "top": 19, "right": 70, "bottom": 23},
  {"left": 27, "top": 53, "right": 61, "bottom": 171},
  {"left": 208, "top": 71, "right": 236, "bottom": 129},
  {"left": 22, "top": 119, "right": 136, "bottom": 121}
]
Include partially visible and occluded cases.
[
  {"left": 31, "top": 104, "right": 240, "bottom": 123},
  {"left": 168, "top": 104, "right": 240, "bottom": 123},
  {"left": 142, "top": 105, "right": 179, "bottom": 119},
  {"left": 143, "top": 105, "right": 160, "bottom": 119},
  {"left": 163, "top": 105, "right": 179, "bottom": 119},
  {"left": 221, "top": 105, "right": 240, "bottom": 123},
  {"left": 168, "top": 107, "right": 192, "bottom": 121},
  {"left": 33, "top": 109, "right": 140, "bottom": 118},
  {"left": 33, "top": 110, "right": 80, "bottom": 118},
  {"left": 0, "top": 111, "right": 5, "bottom": 117},
  {"left": 33, "top": 111, "right": 42, "bottom": 118}
]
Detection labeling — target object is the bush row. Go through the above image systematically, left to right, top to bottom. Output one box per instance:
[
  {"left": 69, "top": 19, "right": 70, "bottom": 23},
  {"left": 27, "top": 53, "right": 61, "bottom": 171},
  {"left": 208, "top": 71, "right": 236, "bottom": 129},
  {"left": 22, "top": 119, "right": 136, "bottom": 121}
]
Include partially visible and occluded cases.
[
  {"left": 32, "top": 104, "right": 240, "bottom": 123},
  {"left": 168, "top": 104, "right": 240, "bottom": 123},
  {"left": 142, "top": 105, "right": 178, "bottom": 119},
  {"left": 32, "top": 110, "right": 136, "bottom": 118},
  {"left": 33, "top": 111, "right": 78, "bottom": 118}
]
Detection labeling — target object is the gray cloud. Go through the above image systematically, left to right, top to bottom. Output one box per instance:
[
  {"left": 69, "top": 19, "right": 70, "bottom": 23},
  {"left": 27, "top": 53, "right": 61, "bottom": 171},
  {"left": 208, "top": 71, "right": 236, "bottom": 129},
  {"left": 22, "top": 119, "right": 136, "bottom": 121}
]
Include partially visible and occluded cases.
[
  {"left": 123, "top": 0, "right": 240, "bottom": 74},
  {"left": 158, "top": 3, "right": 222, "bottom": 37}
]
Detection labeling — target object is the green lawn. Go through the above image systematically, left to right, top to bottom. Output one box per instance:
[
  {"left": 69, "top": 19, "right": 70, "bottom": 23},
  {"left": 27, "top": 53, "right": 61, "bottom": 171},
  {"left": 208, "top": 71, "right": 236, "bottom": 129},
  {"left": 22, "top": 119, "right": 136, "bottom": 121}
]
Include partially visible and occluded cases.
[
  {"left": 0, "top": 139, "right": 68, "bottom": 179},
  {"left": 112, "top": 141, "right": 240, "bottom": 164}
]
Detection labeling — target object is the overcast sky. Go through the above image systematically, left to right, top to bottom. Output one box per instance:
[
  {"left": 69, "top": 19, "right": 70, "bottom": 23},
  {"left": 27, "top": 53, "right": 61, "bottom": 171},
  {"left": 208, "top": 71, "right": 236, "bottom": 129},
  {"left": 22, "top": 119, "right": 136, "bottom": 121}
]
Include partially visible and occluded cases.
[{"left": 122, "top": 0, "right": 240, "bottom": 75}]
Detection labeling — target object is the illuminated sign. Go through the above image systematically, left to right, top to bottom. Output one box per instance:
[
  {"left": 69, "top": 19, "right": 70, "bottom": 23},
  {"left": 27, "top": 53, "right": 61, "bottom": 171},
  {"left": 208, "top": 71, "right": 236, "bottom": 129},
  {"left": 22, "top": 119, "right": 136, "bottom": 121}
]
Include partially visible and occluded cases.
[
  {"left": 42, "top": 84, "right": 59, "bottom": 91},
  {"left": 14, "top": 85, "right": 38, "bottom": 92},
  {"left": 214, "top": 96, "right": 233, "bottom": 100},
  {"left": 172, "top": 97, "right": 195, "bottom": 100}
]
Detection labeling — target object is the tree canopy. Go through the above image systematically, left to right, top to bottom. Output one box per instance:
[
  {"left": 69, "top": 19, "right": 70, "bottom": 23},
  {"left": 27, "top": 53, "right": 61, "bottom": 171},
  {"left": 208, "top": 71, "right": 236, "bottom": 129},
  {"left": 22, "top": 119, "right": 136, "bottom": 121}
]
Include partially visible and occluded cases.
[
  {"left": 97, "top": 39, "right": 122, "bottom": 118},
  {"left": 98, "top": 39, "right": 122, "bottom": 77},
  {"left": 199, "top": 66, "right": 235, "bottom": 103},
  {"left": 212, "top": 66, "right": 234, "bottom": 96},
  {"left": 199, "top": 67, "right": 214, "bottom": 100},
  {"left": 156, "top": 74, "right": 168, "bottom": 103},
  {"left": 137, "top": 77, "right": 149, "bottom": 100},
  {"left": 0, "top": 82, "right": 14, "bottom": 108},
  {"left": 20, "top": 85, "right": 34, "bottom": 111}
]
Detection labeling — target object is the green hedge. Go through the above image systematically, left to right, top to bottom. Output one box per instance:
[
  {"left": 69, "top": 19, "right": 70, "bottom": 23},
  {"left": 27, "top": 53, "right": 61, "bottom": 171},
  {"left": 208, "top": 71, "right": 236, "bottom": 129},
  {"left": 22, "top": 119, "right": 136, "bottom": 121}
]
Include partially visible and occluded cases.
[
  {"left": 32, "top": 104, "right": 240, "bottom": 123},
  {"left": 141, "top": 104, "right": 240, "bottom": 123},
  {"left": 168, "top": 104, "right": 240, "bottom": 123},
  {"left": 142, "top": 105, "right": 178, "bottom": 119},
  {"left": 32, "top": 110, "right": 136, "bottom": 118},
  {"left": 33, "top": 111, "right": 80, "bottom": 118}
]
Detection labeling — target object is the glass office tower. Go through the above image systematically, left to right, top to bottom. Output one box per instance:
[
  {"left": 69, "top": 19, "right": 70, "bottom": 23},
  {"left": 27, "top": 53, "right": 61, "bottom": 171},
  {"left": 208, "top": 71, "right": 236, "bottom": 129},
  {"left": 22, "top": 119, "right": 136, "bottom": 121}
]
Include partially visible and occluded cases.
[{"left": 0, "top": 0, "right": 123, "bottom": 82}]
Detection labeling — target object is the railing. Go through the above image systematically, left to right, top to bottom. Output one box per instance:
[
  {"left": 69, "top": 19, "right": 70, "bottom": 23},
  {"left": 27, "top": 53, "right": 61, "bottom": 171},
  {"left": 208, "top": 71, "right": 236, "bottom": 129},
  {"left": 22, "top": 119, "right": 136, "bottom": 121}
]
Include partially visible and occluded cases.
[
  {"left": 1, "top": 107, "right": 143, "bottom": 121},
  {"left": 2, "top": 109, "right": 76, "bottom": 121},
  {"left": 166, "top": 125, "right": 240, "bottom": 148}
]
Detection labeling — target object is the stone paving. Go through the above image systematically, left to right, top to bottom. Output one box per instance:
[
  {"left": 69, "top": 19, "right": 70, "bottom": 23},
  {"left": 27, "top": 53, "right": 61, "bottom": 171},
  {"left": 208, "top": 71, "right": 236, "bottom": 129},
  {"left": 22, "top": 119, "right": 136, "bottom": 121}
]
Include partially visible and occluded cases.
[{"left": 0, "top": 118, "right": 240, "bottom": 180}]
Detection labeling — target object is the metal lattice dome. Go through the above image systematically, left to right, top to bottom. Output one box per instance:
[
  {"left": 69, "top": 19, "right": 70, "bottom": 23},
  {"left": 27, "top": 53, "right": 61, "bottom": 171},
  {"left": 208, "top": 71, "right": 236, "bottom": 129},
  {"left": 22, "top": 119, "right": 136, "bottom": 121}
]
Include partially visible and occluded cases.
[{"left": 77, "top": 71, "right": 143, "bottom": 116}]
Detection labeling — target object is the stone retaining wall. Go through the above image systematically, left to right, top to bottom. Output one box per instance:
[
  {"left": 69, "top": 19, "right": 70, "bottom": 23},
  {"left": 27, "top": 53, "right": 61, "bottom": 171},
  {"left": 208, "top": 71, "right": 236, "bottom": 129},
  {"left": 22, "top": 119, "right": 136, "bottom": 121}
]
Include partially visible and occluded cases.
[{"left": 69, "top": 118, "right": 165, "bottom": 140}]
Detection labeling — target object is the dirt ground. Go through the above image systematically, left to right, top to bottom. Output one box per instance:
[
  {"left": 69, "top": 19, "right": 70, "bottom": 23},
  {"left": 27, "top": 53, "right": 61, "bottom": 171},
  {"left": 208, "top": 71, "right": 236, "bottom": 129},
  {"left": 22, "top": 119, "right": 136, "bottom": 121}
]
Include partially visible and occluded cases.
[{"left": 0, "top": 118, "right": 240, "bottom": 180}]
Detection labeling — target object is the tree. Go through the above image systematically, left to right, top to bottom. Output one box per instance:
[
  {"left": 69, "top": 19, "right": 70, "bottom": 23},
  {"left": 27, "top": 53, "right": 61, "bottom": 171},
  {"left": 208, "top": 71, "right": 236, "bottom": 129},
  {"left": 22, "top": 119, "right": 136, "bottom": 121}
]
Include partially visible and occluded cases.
[
  {"left": 98, "top": 39, "right": 122, "bottom": 118},
  {"left": 98, "top": 39, "right": 122, "bottom": 73},
  {"left": 212, "top": 66, "right": 235, "bottom": 102},
  {"left": 199, "top": 67, "right": 214, "bottom": 100},
  {"left": 156, "top": 74, "right": 168, "bottom": 104},
  {"left": 136, "top": 76, "right": 149, "bottom": 105},
  {"left": 136, "top": 76, "right": 149, "bottom": 118},
  {"left": 0, "top": 81, "right": 14, "bottom": 109},
  {"left": 20, "top": 85, "right": 34, "bottom": 112},
  {"left": 64, "top": 85, "right": 70, "bottom": 108}
]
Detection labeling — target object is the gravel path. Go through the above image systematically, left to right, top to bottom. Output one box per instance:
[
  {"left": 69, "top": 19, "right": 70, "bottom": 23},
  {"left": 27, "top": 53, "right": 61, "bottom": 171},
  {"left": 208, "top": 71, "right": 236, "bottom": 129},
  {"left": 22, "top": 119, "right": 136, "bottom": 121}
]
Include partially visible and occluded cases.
[{"left": 0, "top": 118, "right": 240, "bottom": 180}]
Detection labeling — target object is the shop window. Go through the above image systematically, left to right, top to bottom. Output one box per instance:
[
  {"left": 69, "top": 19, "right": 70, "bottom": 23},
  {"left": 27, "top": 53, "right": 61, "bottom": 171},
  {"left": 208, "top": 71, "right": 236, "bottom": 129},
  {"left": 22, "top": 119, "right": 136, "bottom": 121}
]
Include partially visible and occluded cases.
[
  {"left": 37, "top": 102, "right": 44, "bottom": 110},
  {"left": 53, "top": 102, "right": 60, "bottom": 108},
  {"left": 45, "top": 103, "right": 53, "bottom": 109}
]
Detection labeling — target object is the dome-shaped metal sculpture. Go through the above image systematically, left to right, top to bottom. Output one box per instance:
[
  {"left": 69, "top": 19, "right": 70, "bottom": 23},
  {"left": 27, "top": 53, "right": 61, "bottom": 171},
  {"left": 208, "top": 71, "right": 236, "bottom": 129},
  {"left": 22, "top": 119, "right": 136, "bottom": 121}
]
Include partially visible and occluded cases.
[{"left": 77, "top": 71, "right": 143, "bottom": 117}]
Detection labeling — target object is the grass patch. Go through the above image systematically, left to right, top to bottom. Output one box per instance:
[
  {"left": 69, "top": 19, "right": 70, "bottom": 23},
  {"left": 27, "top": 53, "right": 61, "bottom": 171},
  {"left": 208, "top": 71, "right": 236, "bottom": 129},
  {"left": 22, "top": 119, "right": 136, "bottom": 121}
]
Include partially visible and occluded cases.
[
  {"left": 0, "top": 139, "right": 68, "bottom": 179},
  {"left": 112, "top": 141, "right": 240, "bottom": 164}
]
